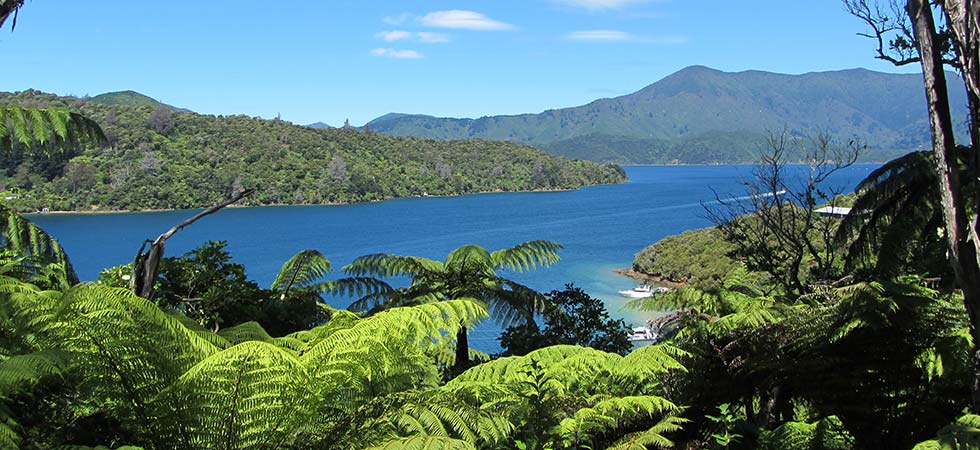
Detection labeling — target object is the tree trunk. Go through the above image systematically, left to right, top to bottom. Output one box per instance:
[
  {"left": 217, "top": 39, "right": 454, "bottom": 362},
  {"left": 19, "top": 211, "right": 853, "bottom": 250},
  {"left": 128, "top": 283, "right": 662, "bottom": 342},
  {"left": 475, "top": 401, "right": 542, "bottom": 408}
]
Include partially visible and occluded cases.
[
  {"left": 908, "top": 0, "right": 980, "bottom": 409},
  {"left": 453, "top": 324, "right": 470, "bottom": 373},
  {"left": 756, "top": 385, "right": 781, "bottom": 429}
]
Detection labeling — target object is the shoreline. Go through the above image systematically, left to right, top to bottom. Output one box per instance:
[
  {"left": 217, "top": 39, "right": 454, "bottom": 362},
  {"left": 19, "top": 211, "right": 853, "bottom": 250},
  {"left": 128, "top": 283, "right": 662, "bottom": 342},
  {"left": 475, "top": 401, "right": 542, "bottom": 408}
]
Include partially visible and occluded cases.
[
  {"left": 21, "top": 182, "right": 622, "bottom": 216},
  {"left": 612, "top": 268, "right": 687, "bottom": 289}
]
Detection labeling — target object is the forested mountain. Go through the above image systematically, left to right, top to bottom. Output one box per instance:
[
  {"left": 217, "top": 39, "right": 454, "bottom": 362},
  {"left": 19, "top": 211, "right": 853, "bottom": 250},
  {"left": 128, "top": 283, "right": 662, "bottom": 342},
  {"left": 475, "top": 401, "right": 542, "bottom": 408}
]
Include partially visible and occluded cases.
[
  {"left": 367, "top": 66, "right": 969, "bottom": 164},
  {"left": 0, "top": 90, "right": 624, "bottom": 212},
  {"left": 89, "top": 90, "right": 189, "bottom": 111}
]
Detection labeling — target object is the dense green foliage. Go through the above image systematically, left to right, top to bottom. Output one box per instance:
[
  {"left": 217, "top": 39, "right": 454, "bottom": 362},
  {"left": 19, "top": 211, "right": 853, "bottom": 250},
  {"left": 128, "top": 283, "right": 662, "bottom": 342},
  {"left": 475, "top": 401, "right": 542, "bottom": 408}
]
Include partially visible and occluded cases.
[
  {"left": 3, "top": 3, "right": 979, "bottom": 447},
  {"left": 368, "top": 66, "right": 967, "bottom": 164},
  {"left": 0, "top": 90, "right": 625, "bottom": 212},
  {"left": 88, "top": 90, "right": 187, "bottom": 111},
  {"left": 540, "top": 130, "right": 774, "bottom": 165},
  {"left": 620, "top": 144, "right": 974, "bottom": 448},
  {"left": 1, "top": 147, "right": 977, "bottom": 449},
  {"left": 836, "top": 149, "right": 966, "bottom": 281},
  {"left": 632, "top": 227, "right": 745, "bottom": 290},
  {"left": 0, "top": 240, "right": 688, "bottom": 449},
  {"left": 98, "top": 241, "right": 332, "bottom": 336},
  {"left": 341, "top": 241, "right": 563, "bottom": 371},
  {"left": 499, "top": 284, "right": 631, "bottom": 356}
]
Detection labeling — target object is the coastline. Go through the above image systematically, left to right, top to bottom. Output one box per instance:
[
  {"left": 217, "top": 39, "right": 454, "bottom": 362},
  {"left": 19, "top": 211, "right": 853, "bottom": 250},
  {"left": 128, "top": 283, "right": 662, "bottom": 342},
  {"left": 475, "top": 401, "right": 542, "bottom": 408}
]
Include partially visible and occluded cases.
[
  {"left": 20, "top": 182, "right": 623, "bottom": 216},
  {"left": 612, "top": 268, "right": 687, "bottom": 289}
]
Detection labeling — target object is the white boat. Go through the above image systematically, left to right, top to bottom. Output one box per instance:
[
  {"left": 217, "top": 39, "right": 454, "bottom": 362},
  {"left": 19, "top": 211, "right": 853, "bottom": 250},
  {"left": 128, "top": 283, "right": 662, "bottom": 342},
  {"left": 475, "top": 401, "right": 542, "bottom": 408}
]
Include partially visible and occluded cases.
[
  {"left": 618, "top": 285, "right": 669, "bottom": 298},
  {"left": 628, "top": 326, "right": 657, "bottom": 343}
]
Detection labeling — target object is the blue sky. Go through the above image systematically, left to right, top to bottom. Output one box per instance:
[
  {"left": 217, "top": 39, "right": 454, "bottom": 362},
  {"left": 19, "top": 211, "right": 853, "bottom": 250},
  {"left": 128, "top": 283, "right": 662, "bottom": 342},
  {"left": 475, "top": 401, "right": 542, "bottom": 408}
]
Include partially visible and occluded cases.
[{"left": 0, "top": 1, "right": 918, "bottom": 126}]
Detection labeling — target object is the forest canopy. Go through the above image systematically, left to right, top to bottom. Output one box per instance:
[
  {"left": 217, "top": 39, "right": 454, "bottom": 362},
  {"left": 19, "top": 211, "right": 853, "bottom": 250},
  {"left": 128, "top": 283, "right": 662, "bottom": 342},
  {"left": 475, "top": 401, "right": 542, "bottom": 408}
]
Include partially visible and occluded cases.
[{"left": 0, "top": 90, "right": 625, "bottom": 212}]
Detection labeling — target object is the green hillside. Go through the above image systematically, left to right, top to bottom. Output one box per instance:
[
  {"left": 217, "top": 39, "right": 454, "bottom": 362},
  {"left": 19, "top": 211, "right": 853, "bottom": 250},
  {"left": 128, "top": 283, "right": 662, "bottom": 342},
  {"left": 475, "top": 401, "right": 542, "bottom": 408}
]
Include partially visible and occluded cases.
[
  {"left": 367, "top": 66, "right": 969, "bottom": 164},
  {"left": 0, "top": 90, "right": 625, "bottom": 212},
  {"left": 89, "top": 90, "right": 189, "bottom": 111}
]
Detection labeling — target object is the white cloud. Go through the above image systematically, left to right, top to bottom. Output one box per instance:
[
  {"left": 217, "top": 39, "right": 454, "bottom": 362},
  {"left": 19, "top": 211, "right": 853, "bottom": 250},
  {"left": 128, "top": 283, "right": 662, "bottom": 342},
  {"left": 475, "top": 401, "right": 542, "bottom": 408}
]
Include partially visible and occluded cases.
[
  {"left": 554, "top": 0, "right": 649, "bottom": 10},
  {"left": 420, "top": 10, "right": 514, "bottom": 31},
  {"left": 383, "top": 13, "right": 412, "bottom": 25},
  {"left": 376, "top": 30, "right": 412, "bottom": 42},
  {"left": 376, "top": 30, "right": 450, "bottom": 43},
  {"left": 565, "top": 30, "right": 633, "bottom": 41},
  {"left": 417, "top": 31, "right": 450, "bottom": 43},
  {"left": 370, "top": 48, "right": 423, "bottom": 59}
]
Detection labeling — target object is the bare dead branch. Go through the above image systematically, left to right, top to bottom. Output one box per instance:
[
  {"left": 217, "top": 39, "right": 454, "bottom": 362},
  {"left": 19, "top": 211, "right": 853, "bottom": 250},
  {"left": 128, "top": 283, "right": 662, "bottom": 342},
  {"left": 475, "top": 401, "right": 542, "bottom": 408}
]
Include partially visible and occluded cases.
[{"left": 131, "top": 189, "right": 254, "bottom": 299}]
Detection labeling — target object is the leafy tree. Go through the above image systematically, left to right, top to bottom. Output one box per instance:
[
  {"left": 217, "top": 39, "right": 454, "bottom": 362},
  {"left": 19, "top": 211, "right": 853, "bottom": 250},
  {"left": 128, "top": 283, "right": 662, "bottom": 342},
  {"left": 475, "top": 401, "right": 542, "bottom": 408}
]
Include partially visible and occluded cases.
[
  {"left": 846, "top": 0, "right": 980, "bottom": 408},
  {"left": 154, "top": 241, "right": 265, "bottom": 331},
  {"left": 342, "top": 241, "right": 562, "bottom": 372},
  {"left": 103, "top": 242, "right": 334, "bottom": 335},
  {"left": 499, "top": 283, "right": 631, "bottom": 356}
]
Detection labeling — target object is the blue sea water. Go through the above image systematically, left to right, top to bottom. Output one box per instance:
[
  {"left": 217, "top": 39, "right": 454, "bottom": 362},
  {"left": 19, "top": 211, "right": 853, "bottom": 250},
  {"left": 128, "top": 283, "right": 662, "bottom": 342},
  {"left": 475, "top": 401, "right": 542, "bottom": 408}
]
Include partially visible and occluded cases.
[{"left": 30, "top": 165, "right": 878, "bottom": 352}]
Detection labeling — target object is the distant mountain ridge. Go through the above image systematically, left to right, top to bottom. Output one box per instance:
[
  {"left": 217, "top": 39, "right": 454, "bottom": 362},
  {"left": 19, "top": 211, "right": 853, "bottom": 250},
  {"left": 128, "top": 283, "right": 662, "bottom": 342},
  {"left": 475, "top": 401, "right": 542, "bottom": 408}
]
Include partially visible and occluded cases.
[{"left": 365, "top": 66, "right": 968, "bottom": 164}]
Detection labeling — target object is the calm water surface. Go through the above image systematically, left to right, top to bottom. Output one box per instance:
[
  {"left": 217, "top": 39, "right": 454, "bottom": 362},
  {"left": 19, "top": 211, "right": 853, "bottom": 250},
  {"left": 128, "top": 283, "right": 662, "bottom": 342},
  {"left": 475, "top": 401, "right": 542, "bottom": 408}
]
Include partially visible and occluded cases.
[{"left": 31, "top": 165, "right": 877, "bottom": 352}]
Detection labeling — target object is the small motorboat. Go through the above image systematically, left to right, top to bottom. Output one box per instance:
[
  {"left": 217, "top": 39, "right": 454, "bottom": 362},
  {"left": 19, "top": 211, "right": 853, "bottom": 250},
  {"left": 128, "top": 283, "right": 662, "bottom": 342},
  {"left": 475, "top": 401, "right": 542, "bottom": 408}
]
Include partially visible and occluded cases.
[
  {"left": 618, "top": 285, "right": 668, "bottom": 298},
  {"left": 628, "top": 326, "right": 657, "bottom": 343}
]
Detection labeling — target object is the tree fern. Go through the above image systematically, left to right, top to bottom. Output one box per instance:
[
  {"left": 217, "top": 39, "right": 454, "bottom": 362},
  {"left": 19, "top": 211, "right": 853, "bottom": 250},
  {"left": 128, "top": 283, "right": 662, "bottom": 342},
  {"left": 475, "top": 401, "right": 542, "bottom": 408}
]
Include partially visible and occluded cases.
[
  {"left": 834, "top": 150, "right": 965, "bottom": 277},
  {"left": 341, "top": 241, "right": 561, "bottom": 370},
  {"left": 271, "top": 249, "right": 332, "bottom": 296},
  {"left": 218, "top": 321, "right": 304, "bottom": 351}
]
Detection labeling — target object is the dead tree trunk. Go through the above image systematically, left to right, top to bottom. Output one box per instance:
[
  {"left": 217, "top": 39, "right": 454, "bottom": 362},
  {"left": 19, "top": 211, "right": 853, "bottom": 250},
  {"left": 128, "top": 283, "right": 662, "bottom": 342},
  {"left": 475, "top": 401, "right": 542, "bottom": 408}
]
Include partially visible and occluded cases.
[
  {"left": 908, "top": 0, "right": 980, "bottom": 409},
  {"left": 131, "top": 190, "right": 253, "bottom": 299}
]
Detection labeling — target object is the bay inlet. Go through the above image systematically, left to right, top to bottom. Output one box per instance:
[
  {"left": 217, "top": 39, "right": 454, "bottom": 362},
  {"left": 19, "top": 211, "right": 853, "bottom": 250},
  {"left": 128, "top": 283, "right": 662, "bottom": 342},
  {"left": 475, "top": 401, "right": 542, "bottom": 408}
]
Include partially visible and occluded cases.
[{"left": 32, "top": 165, "right": 877, "bottom": 352}]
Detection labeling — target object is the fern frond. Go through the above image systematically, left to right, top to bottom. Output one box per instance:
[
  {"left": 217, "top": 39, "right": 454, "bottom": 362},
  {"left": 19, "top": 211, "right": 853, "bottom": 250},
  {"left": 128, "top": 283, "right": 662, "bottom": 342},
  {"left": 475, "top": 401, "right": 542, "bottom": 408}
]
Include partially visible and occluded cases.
[
  {"left": 0, "top": 106, "right": 106, "bottom": 158},
  {"left": 0, "top": 204, "right": 79, "bottom": 284},
  {"left": 490, "top": 240, "right": 563, "bottom": 272},
  {"left": 271, "top": 249, "right": 331, "bottom": 294},
  {"left": 344, "top": 254, "right": 443, "bottom": 278},
  {"left": 712, "top": 297, "right": 786, "bottom": 332},
  {"left": 300, "top": 300, "right": 488, "bottom": 399},
  {"left": 169, "top": 341, "right": 315, "bottom": 449},
  {"left": 615, "top": 343, "right": 689, "bottom": 391},
  {"left": 0, "top": 349, "right": 67, "bottom": 393},
  {"left": 558, "top": 395, "right": 681, "bottom": 449},
  {"left": 605, "top": 415, "right": 688, "bottom": 450},
  {"left": 759, "top": 416, "right": 853, "bottom": 450},
  {"left": 367, "top": 435, "right": 476, "bottom": 450}
]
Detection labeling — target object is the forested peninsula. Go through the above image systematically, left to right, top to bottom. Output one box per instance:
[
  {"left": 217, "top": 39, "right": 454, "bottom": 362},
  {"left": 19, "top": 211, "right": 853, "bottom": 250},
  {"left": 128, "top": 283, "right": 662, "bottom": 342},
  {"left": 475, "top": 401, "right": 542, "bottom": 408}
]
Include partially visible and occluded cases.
[{"left": 0, "top": 90, "right": 625, "bottom": 212}]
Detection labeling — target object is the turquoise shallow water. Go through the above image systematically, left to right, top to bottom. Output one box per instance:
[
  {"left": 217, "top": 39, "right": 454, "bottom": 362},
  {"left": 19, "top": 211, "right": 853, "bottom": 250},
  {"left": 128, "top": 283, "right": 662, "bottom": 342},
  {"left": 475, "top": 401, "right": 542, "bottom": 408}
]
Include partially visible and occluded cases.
[{"left": 30, "top": 165, "right": 878, "bottom": 352}]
